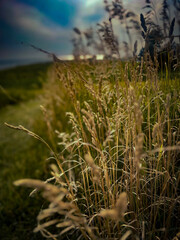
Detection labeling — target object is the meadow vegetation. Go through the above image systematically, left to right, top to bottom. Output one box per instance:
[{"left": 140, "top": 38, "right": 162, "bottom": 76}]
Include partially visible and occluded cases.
[
  {"left": 1, "top": 0, "right": 180, "bottom": 239},
  {"left": 10, "top": 58, "right": 180, "bottom": 240},
  {"left": 0, "top": 63, "right": 50, "bottom": 109}
]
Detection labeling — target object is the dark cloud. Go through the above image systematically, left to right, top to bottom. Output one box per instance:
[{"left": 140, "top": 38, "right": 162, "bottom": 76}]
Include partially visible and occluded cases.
[{"left": 15, "top": 0, "right": 79, "bottom": 27}]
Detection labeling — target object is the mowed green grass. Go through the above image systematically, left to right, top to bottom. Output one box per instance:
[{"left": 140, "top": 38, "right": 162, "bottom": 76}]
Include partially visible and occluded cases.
[{"left": 0, "top": 63, "right": 51, "bottom": 239}]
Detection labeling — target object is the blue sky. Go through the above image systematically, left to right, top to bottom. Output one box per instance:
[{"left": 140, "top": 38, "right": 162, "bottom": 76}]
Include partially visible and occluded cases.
[{"left": 0, "top": 0, "right": 176, "bottom": 67}]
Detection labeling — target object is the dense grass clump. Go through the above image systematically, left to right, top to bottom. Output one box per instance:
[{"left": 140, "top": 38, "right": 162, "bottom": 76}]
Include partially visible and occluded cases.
[{"left": 10, "top": 57, "right": 180, "bottom": 240}]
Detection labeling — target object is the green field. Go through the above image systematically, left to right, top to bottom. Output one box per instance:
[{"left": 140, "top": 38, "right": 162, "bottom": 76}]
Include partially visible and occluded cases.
[
  {"left": 0, "top": 63, "right": 51, "bottom": 239},
  {"left": 0, "top": 63, "right": 50, "bottom": 109}
]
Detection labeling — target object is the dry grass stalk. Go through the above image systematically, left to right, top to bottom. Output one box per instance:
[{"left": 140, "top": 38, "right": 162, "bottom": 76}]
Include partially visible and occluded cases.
[
  {"left": 84, "top": 153, "right": 101, "bottom": 183},
  {"left": 100, "top": 192, "right": 128, "bottom": 221}
]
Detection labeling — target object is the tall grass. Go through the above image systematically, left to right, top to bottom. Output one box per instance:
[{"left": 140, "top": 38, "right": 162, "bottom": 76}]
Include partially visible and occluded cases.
[{"left": 9, "top": 57, "right": 180, "bottom": 239}]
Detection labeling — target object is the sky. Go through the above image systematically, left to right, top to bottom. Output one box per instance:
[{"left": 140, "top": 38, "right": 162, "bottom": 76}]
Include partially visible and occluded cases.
[
  {"left": 0, "top": 0, "right": 176, "bottom": 68},
  {"left": 0, "top": 0, "right": 106, "bottom": 68}
]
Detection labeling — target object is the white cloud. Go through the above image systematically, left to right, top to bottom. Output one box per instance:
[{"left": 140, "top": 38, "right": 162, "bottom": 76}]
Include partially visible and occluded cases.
[
  {"left": 74, "top": 0, "right": 106, "bottom": 29},
  {"left": 84, "top": 0, "right": 102, "bottom": 7}
]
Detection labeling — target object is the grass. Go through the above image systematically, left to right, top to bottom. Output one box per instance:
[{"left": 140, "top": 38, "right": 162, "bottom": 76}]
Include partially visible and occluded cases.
[
  {"left": 11, "top": 59, "right": 180, "bottom": 240},
  {"left": 0, "top": 63, "right": 51, "bottom": 239},
  {"left": 0, "top": 63, "right": 51, "bottom": 109},
  {"left": 0, "top": 63, "right": 50, "bottom": 88},
  {"left": 0, "top": 101, "right": 47, "bottom": 239}
]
